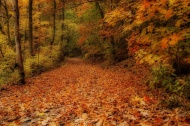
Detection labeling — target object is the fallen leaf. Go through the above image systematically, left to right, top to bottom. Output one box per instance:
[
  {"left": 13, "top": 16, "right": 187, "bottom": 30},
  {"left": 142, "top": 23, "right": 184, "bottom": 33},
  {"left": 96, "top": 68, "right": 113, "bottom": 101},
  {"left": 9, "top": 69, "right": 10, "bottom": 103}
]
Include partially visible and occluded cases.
[{"left": 96, "top": 119, "right": 104, "bottom": 126}]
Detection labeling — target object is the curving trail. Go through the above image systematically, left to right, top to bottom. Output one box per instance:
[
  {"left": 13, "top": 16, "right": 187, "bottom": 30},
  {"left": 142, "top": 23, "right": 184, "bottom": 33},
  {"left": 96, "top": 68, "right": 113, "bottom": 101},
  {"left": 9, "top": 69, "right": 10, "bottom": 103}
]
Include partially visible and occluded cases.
[{"left": 0, "top": 58, "right": 189, "bottom": 125}]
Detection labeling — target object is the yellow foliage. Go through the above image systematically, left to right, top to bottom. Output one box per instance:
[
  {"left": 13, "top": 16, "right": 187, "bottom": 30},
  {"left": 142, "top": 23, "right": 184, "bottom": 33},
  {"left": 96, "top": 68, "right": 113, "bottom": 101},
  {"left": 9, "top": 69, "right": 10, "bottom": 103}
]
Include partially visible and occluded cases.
[
  {"left": 169, "top": 0, "right": 176, "bottom": 5},
  {"left": 105, "top": 8, "right": 127, "bottom": 27},
  {"left": 175, "top": 20, "right": 182, "bottom": 27},
  {"left": 147, "top": 25, "right": 154, "bottom": 33},
  {"left": 137, "top": 36, "right": 150, "bottom": 45}
]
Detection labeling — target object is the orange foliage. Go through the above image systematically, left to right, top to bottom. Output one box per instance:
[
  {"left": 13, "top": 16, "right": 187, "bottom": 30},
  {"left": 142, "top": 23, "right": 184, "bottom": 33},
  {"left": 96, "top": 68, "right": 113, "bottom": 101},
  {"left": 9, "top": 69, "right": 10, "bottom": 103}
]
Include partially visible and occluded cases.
[
  {"left": 165, "top": 9, "right": 173, "bottom": 20},
  {"left": 78, "top": 36, "right": 87, "bottom": 45},
  {"left": 161, "top": 38, "right": 169, "bottom": 49},
  {"left": 1, "top": 58, "right": 189, "bottom": 125}
]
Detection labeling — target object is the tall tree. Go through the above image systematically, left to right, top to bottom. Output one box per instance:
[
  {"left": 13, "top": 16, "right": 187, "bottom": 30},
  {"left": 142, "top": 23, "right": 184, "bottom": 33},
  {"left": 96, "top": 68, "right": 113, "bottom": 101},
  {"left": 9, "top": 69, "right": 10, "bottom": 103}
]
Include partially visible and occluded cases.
[
  {"left": 0, "top": 0, "right": 12, "bottom": 45},
  {"left": 0, "top": 0, "right": 3, "bottom": 23},
  {"left": 0, "top": 0, "right": 2, "bottom": 23},
  {"left": 13, "top": 0, "right": 25, "bottom": 84},
  {"left": 28, "top": 0, "right": 33, "bottom": 56},
  {"left": 51, "top": 0, "right": 56, "bottom": 46},
  {"left": 61, "top": 0, "right": 65, "bottom": 43},
  {"left": 95, "top": 1, "right": 104, "bottom": 18}
]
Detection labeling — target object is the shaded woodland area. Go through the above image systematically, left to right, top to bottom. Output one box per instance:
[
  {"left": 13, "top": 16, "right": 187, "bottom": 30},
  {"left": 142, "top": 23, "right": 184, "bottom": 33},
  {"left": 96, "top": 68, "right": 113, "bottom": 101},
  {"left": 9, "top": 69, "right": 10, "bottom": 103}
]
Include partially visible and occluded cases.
[{"left": 0, "top": 0, "right": 190, "bottom": 125}]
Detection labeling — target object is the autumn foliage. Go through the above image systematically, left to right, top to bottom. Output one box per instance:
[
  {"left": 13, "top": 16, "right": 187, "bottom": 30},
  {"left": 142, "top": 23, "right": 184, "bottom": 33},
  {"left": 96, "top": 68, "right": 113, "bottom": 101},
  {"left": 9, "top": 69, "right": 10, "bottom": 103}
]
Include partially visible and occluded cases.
[
  {"left": 1, "top": 0, "right": 190, "bottom": 125},
  {"left": 97, "top": 0, "right": 190, "bottom": 93}
]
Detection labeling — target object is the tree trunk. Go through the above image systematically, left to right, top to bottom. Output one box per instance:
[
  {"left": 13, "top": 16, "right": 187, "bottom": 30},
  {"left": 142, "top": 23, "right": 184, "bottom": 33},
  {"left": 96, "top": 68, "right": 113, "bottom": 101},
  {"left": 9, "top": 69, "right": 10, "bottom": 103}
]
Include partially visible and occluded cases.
[
  {"left": 0, "top": 0, "right": 3, "bottom": 23},
  {"left": 0, "top": 0, "right": 11, "bottom": 45},
  {"left": 0, "top": 0, "right": 2, "bottom": 34},
  {"left": 13, "top": 0, "right": 25, "bottom": 84},
  {"left": 28, "top": 0, "right": 33, "bottom": 56},
  {"left": 51, "top": 0, "right": 56, "bottom": 46},
  {"left": 61, "top": 0, "right": 65, "bottom": 44},
  {"left": 4, "top": 1, "right": 12, "bottom": 46},
  {"left": 95, "top": 1, "right": 104, "bottom": 18},
  {"left": 0, "top": 46, "right": 4, "bottom": 58}
]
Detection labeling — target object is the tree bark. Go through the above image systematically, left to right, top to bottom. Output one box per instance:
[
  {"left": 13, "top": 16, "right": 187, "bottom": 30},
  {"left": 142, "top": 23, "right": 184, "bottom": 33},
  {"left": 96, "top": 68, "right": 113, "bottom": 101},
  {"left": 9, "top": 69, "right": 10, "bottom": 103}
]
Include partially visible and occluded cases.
[
  {"left": 0, "top": 0, "right": 12, "bottom": 45},
  {"left": 0, "top": 0, "right": 3, "bottom": 23},
  {"left": 0, "top": 0, "right": 2, "bottom": 34},
  {"left": 13, "top": 0, "right": 25, "bottom": 84},
  {"left": 28, "top": 0, "right": 33, "bottom": 56},
  {"left": 51, "top": 0, "right": 56, "bottom": 46},
  {"left": 61, "top": 0, "right": 65, "bottom": 44},
  {"left": 4, "top": 1, "right": 12, "bottom": 46},
  {"left": 95, "top": 1, "right": 104, "bottom": 18},
  {"left": 0, "top": 46, "right": 4, "bottom": 58}
]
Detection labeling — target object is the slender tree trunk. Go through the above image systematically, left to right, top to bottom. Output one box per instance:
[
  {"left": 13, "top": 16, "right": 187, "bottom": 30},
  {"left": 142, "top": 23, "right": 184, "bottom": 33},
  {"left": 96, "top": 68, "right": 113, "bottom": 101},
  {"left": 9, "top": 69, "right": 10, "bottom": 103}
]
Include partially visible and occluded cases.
[
  {"left": 0, "top": 0, "right": 3, "bottom": 23},
  {"left": 0, "top": 0, "right": 2, "bottom": 34},
  {"left": 0, "top": 0, "right": 2, "bottom": 20},
  {"left": 13, "top": 0, "right": 25, "bottom": 84},
  {"left": 28, "top": 0, "right": 33, "bottom": 56},
  {"left": 51, "top": 0, "right": 56, "bottom": 46},
  {"left": 61, "top": 0, "right": 65, "bottom": 44},
  {"left": 110, "top": 0, "right": 113, "bottom": 10},
  {"left": 0, "top": 1, "right": 11, "bottom": 45},
  {"left": 4, "top": 1, "right": 12, "bottom": 45},
  {"left": 95, "top": 1, "right": 104, "bottom": 18},
  {"left": 0, "top": 47, "right": 4, "bottom": 58}
]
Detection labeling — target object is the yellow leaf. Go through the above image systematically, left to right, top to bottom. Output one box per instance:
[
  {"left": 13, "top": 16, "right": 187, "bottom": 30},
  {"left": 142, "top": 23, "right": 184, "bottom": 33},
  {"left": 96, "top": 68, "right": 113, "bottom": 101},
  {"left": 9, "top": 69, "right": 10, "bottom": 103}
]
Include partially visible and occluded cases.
[
  {"left": 169, "top": 0, "right": 176, "bottom": 5},
  {"left": 175, "top": 20, "right": 181, "bottom": 27},
  {"left": 147, "top": 25, "right": 154, "bottom": 32},
  {"left": 144, "top": 54, "right": 153, "bottom": 62},
  {"left": 148, "top": 58, "right": 156, "bottom": 65},
  {"left": 139, "top": 59, "right": 144, "bottom": 64},
  {"left": 132, "top": 96, "right": 142, "bottom": 102},
  {"left": 38, "top": 112, "right": 45, "bottom": 117},
  {"left": 82, "top": 113, "right": 88, "bottom": 120},
  {"left": 96, "top": 119, "right": 104, "bottom": 126},
  {"left": 8, "top": 122, "right": 18, "bottom": 126},
  {"left": 49, "top": 122, "right": 59, "bottom": 126}
]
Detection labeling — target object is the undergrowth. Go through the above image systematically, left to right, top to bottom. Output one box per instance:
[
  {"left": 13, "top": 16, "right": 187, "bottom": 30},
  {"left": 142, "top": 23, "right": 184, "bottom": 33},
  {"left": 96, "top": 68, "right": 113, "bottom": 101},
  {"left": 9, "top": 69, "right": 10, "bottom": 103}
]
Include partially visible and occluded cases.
[{"left": 0, "top": 45, "right": 64, "bottom": 87}]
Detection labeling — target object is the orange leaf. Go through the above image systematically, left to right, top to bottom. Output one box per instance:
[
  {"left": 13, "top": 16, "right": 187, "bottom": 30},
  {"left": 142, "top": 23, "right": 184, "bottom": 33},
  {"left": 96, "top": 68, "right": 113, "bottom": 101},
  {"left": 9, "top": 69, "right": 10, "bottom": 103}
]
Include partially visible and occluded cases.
[
  {"left": 142, "top": 0, "right": 151, "bottom": 9},
  {"left": 165, "top": 9, "right": 173, "bottom": 20},
  {"left": 169, "top": 33, "right": 183, "bottom": 46},
  {"left": 161, "top": 38, "right": 168, "bottom": 49},
  {"left": 143, "top": 96, "right": 151, "bottom": 103}
]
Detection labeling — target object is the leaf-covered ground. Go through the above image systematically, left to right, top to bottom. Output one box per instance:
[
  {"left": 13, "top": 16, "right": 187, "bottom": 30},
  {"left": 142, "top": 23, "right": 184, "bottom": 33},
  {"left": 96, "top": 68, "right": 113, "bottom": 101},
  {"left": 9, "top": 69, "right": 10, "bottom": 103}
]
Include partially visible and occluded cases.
[{"left": 0, "top": 58, "right": 190, "bottom": 126}]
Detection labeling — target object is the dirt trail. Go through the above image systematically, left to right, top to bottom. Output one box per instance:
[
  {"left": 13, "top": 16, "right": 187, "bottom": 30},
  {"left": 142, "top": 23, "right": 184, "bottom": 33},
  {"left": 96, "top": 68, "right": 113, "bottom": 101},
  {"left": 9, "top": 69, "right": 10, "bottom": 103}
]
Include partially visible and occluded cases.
[{"left": 0, "top": 58, "right": 189, "bottom": 125}]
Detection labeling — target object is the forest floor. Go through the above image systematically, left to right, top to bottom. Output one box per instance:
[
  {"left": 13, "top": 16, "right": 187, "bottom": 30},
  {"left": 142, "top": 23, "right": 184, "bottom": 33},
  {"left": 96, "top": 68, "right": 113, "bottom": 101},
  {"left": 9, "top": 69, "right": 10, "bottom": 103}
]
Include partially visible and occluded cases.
[{"left": 0, "top": 58, "right": 190, "bottom": 126}]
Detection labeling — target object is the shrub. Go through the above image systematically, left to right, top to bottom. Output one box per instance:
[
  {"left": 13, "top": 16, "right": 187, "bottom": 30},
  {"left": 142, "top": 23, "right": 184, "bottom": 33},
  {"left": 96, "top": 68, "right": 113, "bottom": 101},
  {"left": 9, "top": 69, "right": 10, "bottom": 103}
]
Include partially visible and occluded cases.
[
  {"left": 24, "top": 45, "right": 64, "bottom": 78},
  {"left": 0, "top": 48, "right": 16, "bottom": 85},
  {"left": 149, "top": 63, "right": 190, "bottom": 98}
]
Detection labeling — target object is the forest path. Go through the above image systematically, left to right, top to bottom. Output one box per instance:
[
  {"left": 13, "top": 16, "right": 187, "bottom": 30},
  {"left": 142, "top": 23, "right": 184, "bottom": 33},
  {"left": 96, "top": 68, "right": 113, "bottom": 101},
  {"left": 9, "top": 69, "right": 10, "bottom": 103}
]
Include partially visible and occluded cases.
[{"left": 0, "top": 58, "right": 189, "bottom": 125}]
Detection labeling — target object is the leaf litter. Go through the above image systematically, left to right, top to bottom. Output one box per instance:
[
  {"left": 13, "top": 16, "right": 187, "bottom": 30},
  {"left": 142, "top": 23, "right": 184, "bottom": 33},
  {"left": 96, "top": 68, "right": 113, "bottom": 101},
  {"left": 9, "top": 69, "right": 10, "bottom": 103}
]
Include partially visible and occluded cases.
[{"left": 0, "top": 58, "right": 190, "bottom": 125}]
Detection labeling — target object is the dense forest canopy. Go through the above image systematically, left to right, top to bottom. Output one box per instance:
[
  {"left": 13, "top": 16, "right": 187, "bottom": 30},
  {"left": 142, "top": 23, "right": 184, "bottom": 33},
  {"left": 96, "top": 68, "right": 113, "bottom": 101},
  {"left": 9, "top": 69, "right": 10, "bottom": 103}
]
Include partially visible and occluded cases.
[{"left": 0, "top": 0, "right": 190, "bottom": 96}]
